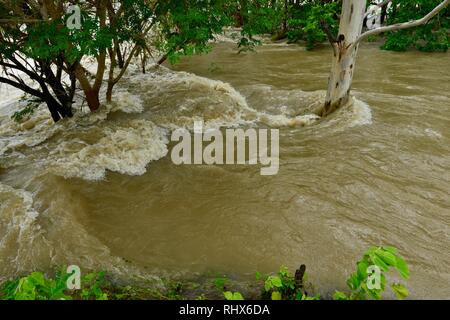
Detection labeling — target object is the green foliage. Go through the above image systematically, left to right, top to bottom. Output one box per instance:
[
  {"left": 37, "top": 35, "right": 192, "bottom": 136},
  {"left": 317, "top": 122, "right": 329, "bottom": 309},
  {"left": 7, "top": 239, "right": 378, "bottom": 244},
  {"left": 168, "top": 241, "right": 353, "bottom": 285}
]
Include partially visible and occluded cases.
[
  {"left": 0, "top": 0, "right": 156, "bottom": 120},
  {"left": 1, "top": 0, "right": 448, "bottom": 121},
  {"left": 155, "top": 0, "right": 234, "bottom": 64},
  {"left": 234, "top": 0, "right": 448, "bottom": 52},
  {"left": 238, "top": 0, "right": 286, "bottom": 41},
  {"left": 382, "top": 0, "right": 449, "bottom": 52},
  {"left": 234, "top": 1, "right": 341, "bottom": 50},
  {"left": 287, "top": 1, "right": 340, "bottom": 50},
  {"left": 1, "top": 7, "right": 115, "bottom": 64},
  {"left": 367, "top": 35, "right": 380, "bottom": 43},
  {"left": 11, "top": 96, "right": 42, "bottom": 123},
  {"left": 0, "top": 246, "right": 411, "bottom": 301},
  {"left": 333, "top": 246, "right": 410, "bottom": 300},
  {"left": 259, "top": 266, "right": 320, "bottom": 301},
  {"left": 0, "top": 269, "right": 109, "bottom": 300},
  {"left": 0, "top": 271, "right": 70, "bottom": 300},
  {"left": 79, "top": 271, "right": 109, "bottom": 300},
  {"left": 213, "top": 277, "right": 228, "bottom": 291},
  {"left": 166, "top": 282, "right": 184, "bottom": 300},
  {"left": 391, "top": 283, "right": 410, "bottom": 300},
  {"left": 224, "top": 291, "right": 245, "bottom": 300}
]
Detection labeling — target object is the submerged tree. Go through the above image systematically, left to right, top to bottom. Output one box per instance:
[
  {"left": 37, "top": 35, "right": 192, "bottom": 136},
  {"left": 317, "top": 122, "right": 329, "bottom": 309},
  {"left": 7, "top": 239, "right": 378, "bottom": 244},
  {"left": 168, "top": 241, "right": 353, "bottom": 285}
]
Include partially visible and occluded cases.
[
  {"left": 0, "top": 0, "right": 237, "bottom": 122},
  {"left": 0, "top": 0, "right": 145, "bottom": 119},
  {"left": 320, "top": 0, "right": 450, "bottom": 117},
  {"left": 0, "top": 1, "right": 76, "bottom": 121}
]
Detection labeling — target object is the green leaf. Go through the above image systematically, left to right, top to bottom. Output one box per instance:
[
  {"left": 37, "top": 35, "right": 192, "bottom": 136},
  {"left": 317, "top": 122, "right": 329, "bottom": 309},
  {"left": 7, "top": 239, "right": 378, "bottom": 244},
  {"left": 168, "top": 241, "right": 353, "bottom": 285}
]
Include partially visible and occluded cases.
[
  {"left": 365, "top": 246, "right": 378, "bottom": 256},
  {"left": 383, "top": 246, "right": 398, "bottom": 255},
  {"left": 376, "top": 249, "right": 397, "bottom": 267},
  {"left": 371, "top": 255, "right": 389, "bottom": 272},
  {"left": 395, "top": 257, "right": 410, "bottom": 279},
  {"left": 357, "top": 261, "right": 369, "bottom": 281},
  {"left": 278, "top": 266, "right": 290, "bottom": 277},
  {"left": 28, "top": 272, "right": 46, "bottom": 286},
  {"left": 346, "top": 273, "right": 360, "bottom": 291},
  {"left": 380, "top": 273, "right": 386, "bottom": 291},
  {"left": 265, "top": 276, "right": 282, "bottom": 291},
  {"left": 270, "top": 276, "right": 283, "bottom": 288},
  {"left": 214, "top": 278, "right": 227, "bottom": 290},
  {"left": 264, "top": 280, "right": 273, "bottom": 292},
  {"left": 391, "top": 283, "right": 409, "bottom": 300},
  {"left": 367, "top": 288, "right": 382, "bottom": 300},
  {"left": 223, "top": 291, "right": 233, "bottom": 300},
  {"left": 224, "top": 291, "right": 244, "bottom": 301},
  {"left": 271, "top": 291, "right": 282, "bottom": 300},
  {"left": 333, "top": 291, "right": 348, "bottom": 300},
  {"left": 232, "top": 292, "right": 244, "bottom": 300},
  {"left": 97, "top": 293, "right": 108, "bottom": 300},
  {"left": 302, "top": 294, "right": 320, "bottom": 300}
]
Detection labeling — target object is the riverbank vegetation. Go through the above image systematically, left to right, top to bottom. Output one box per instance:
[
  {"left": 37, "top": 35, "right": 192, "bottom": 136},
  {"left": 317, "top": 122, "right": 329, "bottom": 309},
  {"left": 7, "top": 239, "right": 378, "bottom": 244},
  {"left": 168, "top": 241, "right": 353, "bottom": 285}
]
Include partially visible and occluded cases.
[
  {"left": 237, "top": 0, "right": 449, "bottom": 52},
  {"left": 0, "top": 246, "right": 410, "bottom": 300}
]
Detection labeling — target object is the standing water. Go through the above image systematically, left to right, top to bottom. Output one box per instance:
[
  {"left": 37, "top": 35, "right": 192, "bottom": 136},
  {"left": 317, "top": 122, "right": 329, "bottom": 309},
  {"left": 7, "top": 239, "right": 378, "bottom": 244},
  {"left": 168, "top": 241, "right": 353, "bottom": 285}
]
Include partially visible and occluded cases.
[{"left": 0, "top": 42, "right": 449, "bottom": 299}]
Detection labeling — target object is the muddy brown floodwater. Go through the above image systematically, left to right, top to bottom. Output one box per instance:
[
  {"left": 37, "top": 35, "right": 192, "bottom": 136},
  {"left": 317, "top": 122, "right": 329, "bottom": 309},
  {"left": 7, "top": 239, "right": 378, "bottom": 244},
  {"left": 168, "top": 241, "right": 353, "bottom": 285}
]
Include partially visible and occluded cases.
[{"left": 0, "top": 41, "right": 449, "bottom": 299}]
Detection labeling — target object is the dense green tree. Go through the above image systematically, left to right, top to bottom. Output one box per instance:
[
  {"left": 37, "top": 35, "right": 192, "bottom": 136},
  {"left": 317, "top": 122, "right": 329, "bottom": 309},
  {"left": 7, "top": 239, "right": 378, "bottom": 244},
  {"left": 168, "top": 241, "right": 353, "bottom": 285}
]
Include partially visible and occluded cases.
[
  {"left": 0, "top": 0, "right": 236, "bottom": 121},
  {"left": 0, "top": 0, "right": 148, "bottom": 118},
  {"left": 153, "top": 0, "right": 235, "bottom": 64},
  {"left": 382, "top": 0, "right": 449, "bottom": 52},
  {"left": 0, "top": 1, "right": 78, "bottom": 121},
  {"left": 287, "top": 1, "right": 340, "bottom": 49}
]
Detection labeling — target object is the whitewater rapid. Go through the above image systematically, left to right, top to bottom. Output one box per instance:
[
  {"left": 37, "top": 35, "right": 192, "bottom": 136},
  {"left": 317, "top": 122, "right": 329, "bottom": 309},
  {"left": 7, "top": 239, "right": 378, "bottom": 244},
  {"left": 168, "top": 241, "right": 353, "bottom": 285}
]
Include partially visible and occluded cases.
[{"left": 0, "top": 64, "right": 371, "bottom": 180}]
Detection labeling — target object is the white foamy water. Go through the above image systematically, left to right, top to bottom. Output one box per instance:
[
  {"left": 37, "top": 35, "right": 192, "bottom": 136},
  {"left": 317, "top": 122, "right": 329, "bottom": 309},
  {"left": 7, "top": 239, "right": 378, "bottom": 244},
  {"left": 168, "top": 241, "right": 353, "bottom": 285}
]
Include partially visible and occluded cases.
[
  {"left": 0, "top": 63, "right": 373, "bottom": 182},
  {"left": 258, "top": 112, "right": 321, "bottom": 127},
  {"left": 49, "top": 120, "right": 169, "bottom": 181}
]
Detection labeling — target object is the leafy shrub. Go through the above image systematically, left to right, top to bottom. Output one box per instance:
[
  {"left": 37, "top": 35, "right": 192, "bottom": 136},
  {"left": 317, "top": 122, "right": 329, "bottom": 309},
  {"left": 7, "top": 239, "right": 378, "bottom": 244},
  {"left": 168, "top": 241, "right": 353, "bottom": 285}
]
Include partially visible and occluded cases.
[
  {"left": 382, "top": 0, "right": 449, "bottom": 52},
  {"left": 287, "top": 2, "right": 340, "bottom": 50},
  {"left": 11, "top": 96, "right": 42, "bottom": 123},
  {"left": 0, "top": 246, "right": 411, "bottom": 301},
  {"left": 333, "top": 246, "right": 410, "bottom": 300},
  {"left": 257, "top": 266, "right": 320, "bottom": 300},
  {"left": 0, "top": 268, "right": 109, "bottom": 300},
  {"left": 0, "top": 271, "right": 71, "bottom": 300},
  {"left": 224, "top": 291, "right": 245, "bottom": 300}
]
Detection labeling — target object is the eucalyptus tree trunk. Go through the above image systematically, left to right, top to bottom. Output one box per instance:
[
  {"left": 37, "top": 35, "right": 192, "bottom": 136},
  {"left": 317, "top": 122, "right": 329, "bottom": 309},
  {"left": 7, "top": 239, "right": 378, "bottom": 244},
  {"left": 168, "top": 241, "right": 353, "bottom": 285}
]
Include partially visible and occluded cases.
[
  {"left": 320, "top": 0, "right": 450, "bottom": 117},
  {"left": 321, "top": 0, "right": 366, "bottom": 117}
]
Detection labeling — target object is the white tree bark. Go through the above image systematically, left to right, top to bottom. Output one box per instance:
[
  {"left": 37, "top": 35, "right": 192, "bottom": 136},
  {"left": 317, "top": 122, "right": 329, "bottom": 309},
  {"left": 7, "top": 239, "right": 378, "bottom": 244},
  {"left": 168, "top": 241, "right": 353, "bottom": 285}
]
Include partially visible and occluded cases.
[
  {"left": 321, "top": 0, "right": 450, "bottom": 117},
  {"left": 321, "top": 0, "right": 366, "bottom": 117},
  {"left": 356, "top": 0, "right": 450, "bottom": 46}
]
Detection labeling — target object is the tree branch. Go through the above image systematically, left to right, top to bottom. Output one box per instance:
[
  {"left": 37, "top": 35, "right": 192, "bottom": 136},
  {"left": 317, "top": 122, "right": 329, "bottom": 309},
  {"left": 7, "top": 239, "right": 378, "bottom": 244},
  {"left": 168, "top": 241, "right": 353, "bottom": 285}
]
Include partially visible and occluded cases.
[
  {"left": 355, "top": 0, "right": 449, "bottom": 47},
  {"left": 320, "top": 20, "right": 338, "bottom": 55},
  {"left": 320, "top": 20, "right": 337, "bottom": 44},
  {"left": 112, "top": 45, "right": 138, "bottom": 84},
  {"left": 157, "top": 54, "right": 168, "bottom": 66},
  {"left": 0, "top": 76, "right": 44, "bottom": 98}
]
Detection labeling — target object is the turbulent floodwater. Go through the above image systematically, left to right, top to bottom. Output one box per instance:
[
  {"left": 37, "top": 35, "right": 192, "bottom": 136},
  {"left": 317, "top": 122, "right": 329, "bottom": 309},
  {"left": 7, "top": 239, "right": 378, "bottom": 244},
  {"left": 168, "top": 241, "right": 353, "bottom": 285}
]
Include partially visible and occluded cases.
[{"left": 0, "top": 42, "right": 449, "bottom": 299}]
